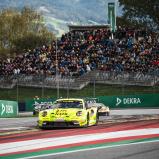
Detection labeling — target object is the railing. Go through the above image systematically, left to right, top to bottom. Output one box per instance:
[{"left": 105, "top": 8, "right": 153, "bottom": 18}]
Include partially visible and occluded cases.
[
  {"left": 0, "top": 69, "right": 159, "bottom": 90},
  {"left": 93, "top": 70, "right": 159, "bottom": 86}
]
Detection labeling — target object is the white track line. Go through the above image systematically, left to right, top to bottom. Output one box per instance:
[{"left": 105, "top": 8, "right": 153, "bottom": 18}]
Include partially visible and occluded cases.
[
  {"left": 0, "top": 127, "right": 29, "bottom": 130},
  {"left": 0, "top": 128, "right": 159, "bottom": 154},
  {"left": 20, "top": 139, "right": 159, "bottom": 159}
]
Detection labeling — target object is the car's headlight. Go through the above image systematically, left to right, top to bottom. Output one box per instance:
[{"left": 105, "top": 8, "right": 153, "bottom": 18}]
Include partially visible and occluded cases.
[
  {"left": 42, "top": 111, "right": 47, "bottom": 117},
  {"left": 76, "top": 111, "right": 82, "bottom": 116}
]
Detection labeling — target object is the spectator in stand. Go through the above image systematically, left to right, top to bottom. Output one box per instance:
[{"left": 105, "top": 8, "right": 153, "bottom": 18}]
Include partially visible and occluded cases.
[{"left": 0, "top": 27, "right": 158, "bottom": 77}]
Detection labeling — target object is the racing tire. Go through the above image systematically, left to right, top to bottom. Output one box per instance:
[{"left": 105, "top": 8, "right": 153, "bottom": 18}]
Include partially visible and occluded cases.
[
  {"left": 33, "top": 110, "right": 36, "bottom": 115},
  {"left": 106, "top": 112, "right": 110, "bottom": 116},
  {"left": 95, "top": 113, "right": 99, "bottom": 126},
  {"left": 83, "top": 114, "right": 89, "bottom": 128},
  {"left": 39, "top": 126, "right": 47, "bottom": 130}
]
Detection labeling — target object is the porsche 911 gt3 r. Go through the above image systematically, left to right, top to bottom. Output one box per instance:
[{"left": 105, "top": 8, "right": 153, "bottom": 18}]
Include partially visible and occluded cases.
[
  {"left": 38, "top": 98, "right": 99, "bottom": 128},
  {"left": 85, "top": 98, "right": 110, "bottom": 116},
  {"left": 33, "top": 103, "right": 53, "bottom": 115},
  {"left": 90, "top": 103, "right": 110, "bottom": 116}
]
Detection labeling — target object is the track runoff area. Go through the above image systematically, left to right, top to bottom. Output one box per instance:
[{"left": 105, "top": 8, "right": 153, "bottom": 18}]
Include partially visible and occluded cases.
[{"left": 0, "top": 117, "right": 159, "bottom": 159}]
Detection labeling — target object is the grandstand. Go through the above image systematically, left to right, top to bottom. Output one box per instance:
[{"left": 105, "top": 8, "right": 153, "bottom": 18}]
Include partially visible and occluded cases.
[{"left": 0, "top": 26, "right": 159, "bottom": 90}]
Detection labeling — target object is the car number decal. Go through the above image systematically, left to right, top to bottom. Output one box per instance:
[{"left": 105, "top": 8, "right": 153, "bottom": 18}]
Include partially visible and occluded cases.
[{"left": 55, "top": 110, "right": 67, "bottom": 116}]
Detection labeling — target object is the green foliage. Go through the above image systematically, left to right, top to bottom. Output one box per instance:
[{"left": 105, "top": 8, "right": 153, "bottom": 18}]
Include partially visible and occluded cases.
[
  {"left": 119, "top": 0, "right": 159, "bottom": 29},
  {"left": 0, "top": 7, "right": 55, "bottom": 56},
  {"left": 116, "top": 17, "right": 144, "bottom": 28}
]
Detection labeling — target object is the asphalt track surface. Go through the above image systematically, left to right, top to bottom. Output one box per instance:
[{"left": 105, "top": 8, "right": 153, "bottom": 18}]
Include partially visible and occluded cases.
[
  {"left": 0, "top": 109, "right": 159, "bottom": 159},
  {"left": 0, "top": 109, "right": 159, "bottom": 129},
  {"left": 0, "top": 119, "right": 159, "bottom": 159},
  {"left": 35, "top": 141, "right": 159, "bottom": 159}
]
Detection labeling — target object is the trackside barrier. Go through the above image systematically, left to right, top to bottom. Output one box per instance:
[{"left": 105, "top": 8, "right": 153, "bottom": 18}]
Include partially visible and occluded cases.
[
  {"left": 24, "top": 93, "right": 159, "bottom": 111},
  {"left": 99, "top": 94, "right": 159, "bottom": 108},
  {"left": 25, "top": 98, "right": 55, "bottom": 111},
  {"left": 0, "top": 100, "right": 18, "bottom": 118}
]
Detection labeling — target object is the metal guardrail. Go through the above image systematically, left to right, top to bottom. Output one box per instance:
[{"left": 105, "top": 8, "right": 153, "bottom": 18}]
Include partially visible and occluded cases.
[
  {"left": 0, "top": 70, "right": 158, "bottom": 90},
  {"left": 93, "top": 71, "right": 159, "bottom": 86}
]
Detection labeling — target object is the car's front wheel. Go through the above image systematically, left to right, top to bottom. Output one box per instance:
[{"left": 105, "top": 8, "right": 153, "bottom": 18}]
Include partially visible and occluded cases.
[
  {"left": 106, "top": 112, "right": 110, "bottom": 116},
  {"left": 95, "top": 113, "right": 99, "bottom": 125},
  {"left": 83, "top": 114, "right": 89, "bottom": 128}
]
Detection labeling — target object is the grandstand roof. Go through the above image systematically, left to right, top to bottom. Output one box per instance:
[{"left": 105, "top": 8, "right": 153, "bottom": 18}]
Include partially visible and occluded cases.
[{"left": 68, "top": 24, "right": 110, "bottom": 31}]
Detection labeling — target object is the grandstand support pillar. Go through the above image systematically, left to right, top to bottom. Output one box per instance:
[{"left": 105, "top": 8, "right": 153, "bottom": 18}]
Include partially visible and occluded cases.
[
  {"left": 111, "top": 32, "right": 114, "bottom": 39},
  {"left": 56, "top": 37, "right": 59, "bottom": 99},
  {"left": 121, "top": 71, "right": 125, "bottom": 95},
  {"left": 153, "top": 72, "right": 156, "bottom": 93},
  {"left": 42, "top": 75, "right": 44, "bottom": 98},
  {"left": 16, "top": 76, "right": 19, "bottom": 102},
  {"left": 93, "top": 79, "right": 96, "bottom": 97},
  {"left": 67, "top": 81, "right": 70, "bottom": 98}
]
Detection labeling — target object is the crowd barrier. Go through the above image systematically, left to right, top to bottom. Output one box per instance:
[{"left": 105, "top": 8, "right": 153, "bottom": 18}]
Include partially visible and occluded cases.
[
  {"left": 23, "top": 93, "right": 159, "bottom": 112},
  {"left": 99, "top": 94, "right": 159, "bottom": 108},
  {"left": 0, "top": 100, "right": 18, "bottom": 118}
]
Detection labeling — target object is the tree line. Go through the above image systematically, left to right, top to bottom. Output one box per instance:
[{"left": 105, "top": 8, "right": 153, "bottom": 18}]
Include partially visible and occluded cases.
[
  {"left": 117, "top": 0, "right": 159, "bottom": 30},
  {"left": 1, "top": 2, "right": 158, "bottom": 56},
  {"left": 0, "top": 7, "right": 55, "bottom": 56}
]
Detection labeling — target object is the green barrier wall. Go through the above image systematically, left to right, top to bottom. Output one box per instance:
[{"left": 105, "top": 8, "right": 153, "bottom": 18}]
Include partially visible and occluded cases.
[
  {"left": 25, "top": 94, "right": 159, "bottom": 111},
  {"left": 99, "top": 94, "right": 159, "bottom": 108},
  {"left": 25, "top": 98, "right": 55, "bottom": 111},
  {"left": 0, "top": 100, "right": 18, "bottom": 118}
]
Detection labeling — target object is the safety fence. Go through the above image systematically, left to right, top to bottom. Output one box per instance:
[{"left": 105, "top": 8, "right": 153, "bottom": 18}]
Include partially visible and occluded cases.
[{"left": 0, "top": 70, "right": 159, "bottom": 90}]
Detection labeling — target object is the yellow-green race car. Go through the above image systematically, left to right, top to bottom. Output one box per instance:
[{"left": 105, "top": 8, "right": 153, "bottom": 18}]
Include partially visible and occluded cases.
[{"left": 38, "top": 98, "right": 99, "bottom": 128}]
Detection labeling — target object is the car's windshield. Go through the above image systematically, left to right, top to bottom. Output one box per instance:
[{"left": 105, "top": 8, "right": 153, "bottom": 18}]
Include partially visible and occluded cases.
[{"left": 54, "top": 100, "right": 83, "bottom": 109}]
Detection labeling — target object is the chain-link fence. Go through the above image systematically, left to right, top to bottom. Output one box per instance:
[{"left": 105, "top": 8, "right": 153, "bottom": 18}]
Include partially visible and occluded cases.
[{"left": 0, "top": 70, "right": 159, "bottom": 101}]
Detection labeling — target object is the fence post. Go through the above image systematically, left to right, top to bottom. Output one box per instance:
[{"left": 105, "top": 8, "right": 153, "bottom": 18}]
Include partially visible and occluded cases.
[
  {"left": 121, "top": 71, "right": 125, "bottom": 95},
  {"left": 16, "top": 75, "right": 19, "bottom": 102},
  {"left": 41, "top": 75, "right": 44, "bottom": 98},
  {"left": 93, "top": 79, "right": 96, "bottom": 97},
  {"left": 67, "top": 80, "right": 70, "bottom": 98}
]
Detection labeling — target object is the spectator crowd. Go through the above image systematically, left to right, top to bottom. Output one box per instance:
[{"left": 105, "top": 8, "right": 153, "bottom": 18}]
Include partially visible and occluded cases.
[{"left": 0, "top": 27, "right": 159, "bottom": 77}]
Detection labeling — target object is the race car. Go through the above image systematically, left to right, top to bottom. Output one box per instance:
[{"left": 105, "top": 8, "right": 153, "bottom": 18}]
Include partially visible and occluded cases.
[
  {"left": 38, "top": 98, "right": 99, "bottom": 128},
  {"left": 85, "top": 98, "right": 110, "bottom": 116},
  {"left": 33, "top": 103, "right": 53, "bottom": 115},
  {"left": 90, "top": 103, "right": 110, "bottom": 116}
]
